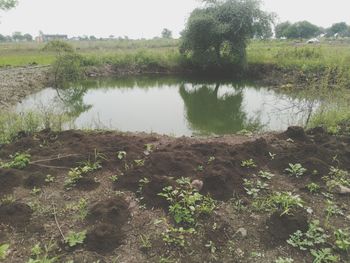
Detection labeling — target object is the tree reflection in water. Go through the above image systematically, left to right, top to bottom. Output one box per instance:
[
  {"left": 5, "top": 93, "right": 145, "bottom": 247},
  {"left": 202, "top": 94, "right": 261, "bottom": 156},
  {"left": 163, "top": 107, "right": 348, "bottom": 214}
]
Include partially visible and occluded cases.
[{"left": 179, "top": 82, "right": 263, "bottom": 134}]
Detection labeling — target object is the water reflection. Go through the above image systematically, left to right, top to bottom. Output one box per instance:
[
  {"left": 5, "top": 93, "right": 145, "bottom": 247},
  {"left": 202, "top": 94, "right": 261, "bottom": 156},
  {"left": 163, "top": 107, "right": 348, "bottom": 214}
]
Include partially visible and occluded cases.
[
  {"left": 15, "top": 76, "right": 313, "bottom": 136},
  {"left": 180, "top": 83, "right": 262, "bottom": 134}
]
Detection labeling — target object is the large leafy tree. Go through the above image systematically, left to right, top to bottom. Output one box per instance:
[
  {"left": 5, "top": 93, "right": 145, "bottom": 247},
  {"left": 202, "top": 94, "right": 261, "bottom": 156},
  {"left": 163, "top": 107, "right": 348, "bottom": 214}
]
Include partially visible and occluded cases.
[
  {"left": 0, "top": 0, "right": 17, "bottom": 10},
  {"left": 180, "top": 0, "right": 274, "bottom": 69},
  {"left": 275, "top": 21, "right": 322, "bottom": 39},
  {"left": 327, "top": 22, "right": 350, "bottom": 37}
]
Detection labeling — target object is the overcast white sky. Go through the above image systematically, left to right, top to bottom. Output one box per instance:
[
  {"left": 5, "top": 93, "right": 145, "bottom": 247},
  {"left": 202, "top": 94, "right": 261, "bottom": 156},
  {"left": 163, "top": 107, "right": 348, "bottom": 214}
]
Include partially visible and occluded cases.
[{"left": 1, "top": 0, "right": 350, "bottom": 38}]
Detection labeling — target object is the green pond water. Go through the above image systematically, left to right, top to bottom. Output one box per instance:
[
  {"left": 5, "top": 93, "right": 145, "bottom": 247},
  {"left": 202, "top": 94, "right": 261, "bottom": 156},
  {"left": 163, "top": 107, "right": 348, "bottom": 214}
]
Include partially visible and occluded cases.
[{"left": 16, "top": 75, "right": 314, "bottom": 136}]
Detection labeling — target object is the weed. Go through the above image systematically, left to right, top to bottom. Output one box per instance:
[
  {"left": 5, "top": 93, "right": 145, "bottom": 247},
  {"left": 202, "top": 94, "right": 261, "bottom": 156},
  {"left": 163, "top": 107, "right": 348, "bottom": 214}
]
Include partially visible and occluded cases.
[
  {"left": 144, "top": 144, "right": 155, "bottom": 155},
  {"left": 117, "top": 151, "right": 127, "bottom": 160},
  {"left": 0, "top": 152, "right": 31, "bottom": 169},
  {"left": 269, "top": 152, "right": 276, "bottom": 160},
  {"left": 207, "top": 156, "right": 216, "bottom": 164},
  {"left": 64, "top": 159, "right": 102, "bottom": 189},
  {"left": 134, "top": 159, "right": 145, "bottom": 167},
  {"left": 241, "top": 159, "right": 257, "bottom": 168},
  {"left": 285, "top": 163, "right": 307, "bottom": 178},
  {"left": 196, "top": 165, "right": 204, "bottom": 172},
  {"left": 323, "top": 167, "right": 350, "bottom": 189},
  {"left": 258, "top": 170, "right": 274, "bottom": 180},
  {"left": 45, "top": 174, "right": 55, "bottom": 183},
  {"left": 110, "top": 175, "right": 119, "bottom": 182},
  {"left": 138, "top": 177, "right": 150, "bottom": 199},
  {"left": 158, "top": 177, "right": 216, "bottom": 226},
  {"left": 243, "top": 179, "right": 268, "bottom": 198},
  {"left": 307, "top": 183, "right": 321, "bottom": 193},
  {"left": 31, "top": 187, "right": 41, "bottom": 195},
  {"left": 268, "top": 192, "right": 304, "bottom": 216},
  {"left": 0, "top": 195, "right": 15, "bottom": 205},
  {"left": 65, "top": 198, "right": 88, "bottom": 220},
  {"left": 325, "top": 200, "right": 343, "bottom": 223},
  {"left": 287, "top": 220, "right": 329, "bottom": 251},
  {"left": 162, "top": 227, "right": 195, "bottom": 247},
  {"left": 334, "top": 229, "right": 350, "bottom": 251},
  {"left": 65, "top": 230, "right": 87, "bottom": 247},
  {"left": 139, "top": 234, "right": 152, "bottom": 250},
  {"left": 205, "top": 240, "right": 217, "bottom": 254},
  {"left": 28, "top": 241, "right": 58, "bottom": 263},
  {"left": 0, "top": 244, "right": 10, "bottom": 260},
  {"left": 310, "top": 248, "right": 339, "bottom": 263},
  {"left": 275, "top": 257, "right": 294, "bottom": 263}
]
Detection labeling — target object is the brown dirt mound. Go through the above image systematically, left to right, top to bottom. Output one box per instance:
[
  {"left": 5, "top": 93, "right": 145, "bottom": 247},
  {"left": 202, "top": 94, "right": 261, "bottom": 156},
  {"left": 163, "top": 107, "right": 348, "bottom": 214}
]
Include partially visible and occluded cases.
[
  {"left": 284, "top": 126, "right": 308, "bottom": 141},
  {"left": 0, "top": 169, "right": 22, "bottom": 196},
  {"left": 23, "top": 172, "right": 47, "bottom": 189},
  {"left": 141, "top": 175, "right": 177, "bottom": 209},
  {"left": 75, "top": 178, "right": 100, "bottom": 191},
  {"left": 87, "top": 197, "right": 130, "bottom": 225},
  {"left": 0, "top": 202, "right": 32, "bottom": 228},
  {"left": 263, "top": 210, "right": 308, "bottom": 248},
  {"left": 85, "top": 223, "right": 125, "bottom": 253}
]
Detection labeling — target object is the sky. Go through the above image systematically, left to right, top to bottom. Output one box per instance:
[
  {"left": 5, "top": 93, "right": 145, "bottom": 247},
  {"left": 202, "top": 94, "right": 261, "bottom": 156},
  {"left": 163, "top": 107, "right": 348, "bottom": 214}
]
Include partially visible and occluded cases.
[{"left": 1, "top": 0, "right": 350, "bottom": 38}]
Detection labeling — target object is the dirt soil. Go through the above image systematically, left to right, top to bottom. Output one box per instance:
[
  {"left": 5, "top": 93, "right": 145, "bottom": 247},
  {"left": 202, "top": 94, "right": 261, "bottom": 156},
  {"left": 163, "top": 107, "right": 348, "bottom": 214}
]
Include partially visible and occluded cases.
[
  {"left": 0, "top": 66, "right": 50, "bottom": 109},
  {"left": 0, "top": 127, "right": 349, "bottom": 262}
]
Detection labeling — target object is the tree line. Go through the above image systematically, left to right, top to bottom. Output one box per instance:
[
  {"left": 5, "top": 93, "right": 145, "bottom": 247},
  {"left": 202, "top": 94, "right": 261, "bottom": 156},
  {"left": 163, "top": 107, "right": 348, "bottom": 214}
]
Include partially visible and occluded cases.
[{"left": 275, "top": 21, "right": 350, "bottom": 39}]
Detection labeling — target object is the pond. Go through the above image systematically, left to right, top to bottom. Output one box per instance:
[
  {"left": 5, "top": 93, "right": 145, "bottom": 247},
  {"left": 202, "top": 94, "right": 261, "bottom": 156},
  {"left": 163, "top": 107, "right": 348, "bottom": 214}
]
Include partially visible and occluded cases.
[{"left": 15, "top": 75, "right": 315, "bottom": 136}]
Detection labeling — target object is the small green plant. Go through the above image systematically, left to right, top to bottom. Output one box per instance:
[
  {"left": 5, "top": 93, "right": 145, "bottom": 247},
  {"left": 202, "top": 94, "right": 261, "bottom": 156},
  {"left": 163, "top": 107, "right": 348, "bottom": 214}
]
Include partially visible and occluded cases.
[
  {"left": 144, "top": 144, "right": 155, "bottom": 155},
  {"left": 117, "top": 151, "right": 127, "bottom": 160},
  {"left": 0, "top": 152, "right": 31, "bottom": 169},
  {"left": 269, "top": 152, "right": 276, "bottom": 160},
  {"left": 207, "top": 156, "right": 216, "bottom": 164},
  {"left": 64, "top": 159, "right": 102, "bottom": 189},
  {"left": 134, "top": 159, "right": 145, "bottom": 167},
  {"left": 241, "top": 159, "right": 257, "bottom": 168},
  {"left": 285, "top": 163, "right": 307, "bottom": 177},
  {"left": 196, "top": 165, "right": 204, "bottom": 172},
  {"left": 323, "top": 167, "right": 350, "bottom": 189},
  {"left": 258, "top": 170, "right": 274, "bottom": 180},
  {"left": 45, "top": 174, "right": 55, "bottom": 183},
  {"left": 110, "top": 175, "right": 119, "bottom": 182},
  {"left": 138, "top": 177, "right": 150, "bottom": 199},
  {"left": 158, "top": 177, "right": 216, "bottom": 226},
  {"left": 243, "top": 179, "right": 268, "bottom": 198},
  {"left": 307, "top": 182, "right": 321, "bottom": 193},
  {"left": 31, "top": 187, "right": 41, "bottom": 195},
  {"left": 268, "top": 192, "right": 304, "bottom": 215},
  {"left": 0, "top": 195, "right": 15, "bottom": 205},
  {"left": 325, "top": 200, "right": 343, "bottom": 223},
  {"left": 287, "top": 221, "right": 329, "bottom": 251},
  {"left": 162, "top": 227, "right": 195, "bottom": 247},
  {"left": 334, "top": 229, "right": 350, "bottom": 251},
  {"left": 65, "top": 230, "right": 87, "bottom": 247},
  {"left": 139, "top": 234, "right": 152, "bottom": 250},
  {"left": 205, "top": 240, "right": 217, "bottom": 254},
  {"left": 27, "top": 241, "right": 58, "bottom": 263},
  {"left": 0, "top": 244, "right": 10, "bottom": 260},
  {"left": 310, "top": 248, "right": 339, "bottom": 263},
  {"left": 275, "top": 257, "right": 294, "bottom": 263}
]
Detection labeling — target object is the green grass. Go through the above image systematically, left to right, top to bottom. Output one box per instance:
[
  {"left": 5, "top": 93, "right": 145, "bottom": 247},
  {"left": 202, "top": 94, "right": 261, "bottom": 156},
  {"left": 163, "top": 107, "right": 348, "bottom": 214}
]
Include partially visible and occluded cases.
[
  {"left": 2, "top": 39, "right": 350, "bottom": 72},
  {"left": 247, "top": 39, "right": 350, "bottom": 71}
]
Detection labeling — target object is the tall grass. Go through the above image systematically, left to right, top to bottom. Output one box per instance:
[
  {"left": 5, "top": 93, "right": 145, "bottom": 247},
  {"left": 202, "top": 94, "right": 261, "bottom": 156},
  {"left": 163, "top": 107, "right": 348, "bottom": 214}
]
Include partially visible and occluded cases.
[{"left": 0, "top": 111, "right": 71, "bottom": 144}]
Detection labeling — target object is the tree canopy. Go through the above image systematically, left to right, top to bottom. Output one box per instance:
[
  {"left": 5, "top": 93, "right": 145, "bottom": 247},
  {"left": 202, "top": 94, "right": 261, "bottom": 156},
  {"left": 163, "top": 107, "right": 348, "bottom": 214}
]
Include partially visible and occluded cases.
[
  {"left": 0, "top": 0, "right": 17, "bottom": 10},
  {"left": 180, "top": 0, "right": 274, "bottom": 69},
  {"left": 275, "top": 21, "right": 322, "bottom": 39},
  {"left": 327, "top": 22, "right": 350, "bottom": 37},
  {"left": 161, "top": 28, "right": 172, "bottom": 39}
]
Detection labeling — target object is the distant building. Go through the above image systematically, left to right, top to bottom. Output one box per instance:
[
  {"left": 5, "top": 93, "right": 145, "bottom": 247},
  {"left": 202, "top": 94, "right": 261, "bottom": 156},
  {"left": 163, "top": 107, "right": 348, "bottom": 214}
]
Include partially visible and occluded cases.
[{"left": 35, "top": 33, "right": 68, "bottom": 43}]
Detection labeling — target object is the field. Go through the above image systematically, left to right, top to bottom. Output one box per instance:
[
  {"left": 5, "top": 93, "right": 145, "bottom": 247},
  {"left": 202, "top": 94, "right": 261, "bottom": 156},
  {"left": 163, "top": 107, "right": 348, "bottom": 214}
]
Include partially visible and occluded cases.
[
  {"left": 2, "top": 39, "right": 350, "bottom": 72},
  {"left": 0, "top": 127, "right": 350, "bottom": 262}
]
